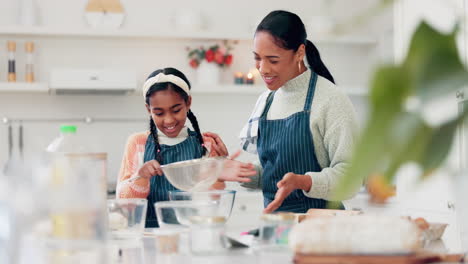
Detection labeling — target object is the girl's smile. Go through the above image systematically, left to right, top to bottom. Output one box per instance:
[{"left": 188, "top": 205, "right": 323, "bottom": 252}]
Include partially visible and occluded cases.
[{"left": 146, "top": 89, "right": 191, "bottom": 138}]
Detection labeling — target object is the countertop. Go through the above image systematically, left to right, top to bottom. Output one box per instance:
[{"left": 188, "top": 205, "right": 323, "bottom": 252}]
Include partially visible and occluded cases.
[{"left": 19, "top": 229, "right": 464, "bottom": 264}]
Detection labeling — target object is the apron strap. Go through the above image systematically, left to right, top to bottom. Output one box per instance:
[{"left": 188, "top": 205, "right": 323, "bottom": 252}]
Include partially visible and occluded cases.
[
  {"left": 261, "top": 70, "right": 319, "bottom": 117},
  {"left": 303, "top": 71, "right": 318, "bottom": 112},
  {"left": 260, "top": 91, "right": 275, "bottom": 118}
]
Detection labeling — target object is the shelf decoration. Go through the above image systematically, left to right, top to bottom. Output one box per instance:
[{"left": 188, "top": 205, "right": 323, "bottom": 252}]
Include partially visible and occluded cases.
[
  {"left": 84, "top": 0, "right": 125, "bottom": 29},
  {"left": 187, "top": 40, "right": 235, "bottom": 85},
  {"left": 7, "top": 41, "right": 16, "bottom": 82},
  {"left": 25, "top": 42, "right": 35, "bottom": 83},
  {"left": 234, "top": 72, "right": 244, "bottom": 84},
  {"left": 245, "top": 72, "right": 254, "bottom": 85}
]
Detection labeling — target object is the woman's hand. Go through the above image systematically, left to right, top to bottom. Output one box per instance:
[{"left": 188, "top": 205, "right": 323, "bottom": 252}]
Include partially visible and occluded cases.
[
  {"left": 203, "top": 132, "right": 229, "bottom": 157},
  {"left": 218, "top": 150, "right": 257, "bottom": 183},
  {"left": 137, "top": 160, "right": 163, "bottom": 179},
  {"left": 263, "top": 172, "right": 312, "bottom": 213}
]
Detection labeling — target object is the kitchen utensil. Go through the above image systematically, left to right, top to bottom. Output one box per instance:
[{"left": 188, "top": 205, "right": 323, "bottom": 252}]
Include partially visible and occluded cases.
[
  {"left": 18, "top": 122, "right": 23, "bottom": 159},
  {"left": 7, "top": 123, "right": 12, "bottom": 159},
  {"left": 161, "top": 157, "right": 225, "bottom": 192},
  {"left": 107, "top": 198, "right": 147, "bottom": 240},
  {"left": 226, "top": 235, "right": 249, "bottom": 248}
]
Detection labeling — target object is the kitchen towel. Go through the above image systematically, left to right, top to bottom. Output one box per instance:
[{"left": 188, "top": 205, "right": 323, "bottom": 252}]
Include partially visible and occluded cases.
[{"left": 239, "top": 91, "right": 271, "bottom": 154}]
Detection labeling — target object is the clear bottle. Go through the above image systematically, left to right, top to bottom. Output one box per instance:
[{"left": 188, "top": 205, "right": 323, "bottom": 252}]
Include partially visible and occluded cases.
[
  {"left": 7, "top": 41, "right": 16, "bottom": 82},
  {"left": 25, "top": 42, "right": 34, "bottom": 83},
  {"left": 45, "top": 125, "right": 108, "bottom": 262}
]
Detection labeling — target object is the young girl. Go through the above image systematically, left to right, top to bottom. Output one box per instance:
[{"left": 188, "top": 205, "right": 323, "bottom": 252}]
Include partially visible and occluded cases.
[{"left": 117, "top": 67, "right": 253, "bottom": 227}]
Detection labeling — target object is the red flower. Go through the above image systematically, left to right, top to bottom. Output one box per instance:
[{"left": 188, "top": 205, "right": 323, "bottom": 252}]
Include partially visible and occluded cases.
[
  {"left": 205, "top": 49, "right": 215, "bottom": 62},
  {"left": 214, "top": 50, "right": 224, "bottom": 64},
  {"left": 224, "top": 54, "right": 233, "bottom": 66},
  {"left": 189, "top": 59, "right": 199, "bottom": 69}
]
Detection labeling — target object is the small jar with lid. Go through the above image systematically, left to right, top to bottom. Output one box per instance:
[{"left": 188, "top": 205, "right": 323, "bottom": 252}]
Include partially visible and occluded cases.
[
  {"left": 259, "top": 213, "right": 296, "bottom": 248},
  {"left": 189, "top": 216, "right": 230, "bottom": 255}
]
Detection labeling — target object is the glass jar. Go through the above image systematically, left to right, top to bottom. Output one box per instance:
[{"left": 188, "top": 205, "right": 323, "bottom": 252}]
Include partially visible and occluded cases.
[
  {"left": 259, "top": 213, "right": 296, "bottom": 248},
  {"left": 189, "top": 216, "right": 229, "bottom": 255}
]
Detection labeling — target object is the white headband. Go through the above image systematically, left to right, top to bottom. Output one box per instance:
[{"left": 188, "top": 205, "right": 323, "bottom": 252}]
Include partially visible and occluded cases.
[{"left": 142, "top": 73, "right": 190, "bottom": 98}]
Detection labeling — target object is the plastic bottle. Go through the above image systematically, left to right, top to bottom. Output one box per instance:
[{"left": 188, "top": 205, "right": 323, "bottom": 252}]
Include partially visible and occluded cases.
[
  {"left": 46, "top": 125, "right": 108, "bottom": 262},
  {"left": 46, "top": 125, "right": 82, "bottom": 153}
]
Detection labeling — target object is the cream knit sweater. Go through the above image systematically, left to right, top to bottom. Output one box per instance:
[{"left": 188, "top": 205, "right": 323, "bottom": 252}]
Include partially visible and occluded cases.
[{"left": 241, "top": 69, "right": 359, "bottom": 201}]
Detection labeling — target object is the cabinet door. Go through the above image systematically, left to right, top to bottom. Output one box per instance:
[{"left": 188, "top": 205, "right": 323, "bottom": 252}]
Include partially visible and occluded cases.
[{"left": 394, "top": 0, "right": 465, "bottom": 63}]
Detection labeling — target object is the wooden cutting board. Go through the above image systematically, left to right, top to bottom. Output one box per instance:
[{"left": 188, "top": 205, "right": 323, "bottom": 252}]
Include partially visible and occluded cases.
[{"left": 294, "top": 253, "right": 465, "bottom": 264}]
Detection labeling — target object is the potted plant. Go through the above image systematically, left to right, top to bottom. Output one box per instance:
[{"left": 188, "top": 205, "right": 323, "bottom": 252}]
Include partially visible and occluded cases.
[
  {"left": 332, "top": 0, "right": 468, "bottom": 251},
  {"left": 186, "top": 41, "right": 235, "bottom": 85}
]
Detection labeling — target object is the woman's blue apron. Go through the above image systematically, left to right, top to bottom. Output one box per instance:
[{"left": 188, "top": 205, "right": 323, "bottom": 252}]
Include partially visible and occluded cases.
[
  {"left": 257, "top": 71, "right": 343, "bottom": 213},
  {"left": 143, "top": 129, "right": 203, "bottom": 227}
]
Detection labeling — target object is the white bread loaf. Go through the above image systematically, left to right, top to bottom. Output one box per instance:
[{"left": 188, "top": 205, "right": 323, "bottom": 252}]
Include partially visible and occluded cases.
[{"left": 289, "top": 215, "right": 423, "bottom": 255}]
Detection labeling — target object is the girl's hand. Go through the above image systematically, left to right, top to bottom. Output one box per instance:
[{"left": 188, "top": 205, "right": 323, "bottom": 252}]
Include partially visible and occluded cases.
[
  {"left": 203, "top": 132, "right": 229, "bottom": 157},
  {"left": 218, "top": 150, "right": 256, "bottom": 183},
  {"left": 137, "top": 160, "right": 163, "bottom": 179},
  {"left": 263, "top": 172, "right": 312, "bottom": 214}
]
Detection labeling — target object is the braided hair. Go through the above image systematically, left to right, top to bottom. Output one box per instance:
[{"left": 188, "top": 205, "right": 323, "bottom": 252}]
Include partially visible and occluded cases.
[
  {"left": 256, "top": 10, "right": 335, "bottom": 84},
  {"left": 145, "top": 67, "right": 207, "bottom": 163}
]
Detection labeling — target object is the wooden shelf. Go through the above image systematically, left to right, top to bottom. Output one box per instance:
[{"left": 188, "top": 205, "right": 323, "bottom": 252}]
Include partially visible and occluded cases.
[
  {"left": 0, "top": 25, "right": 378, "bottom": 45},
  {"left": 0, "top": 82, "right": 48, "bottom": 93}
]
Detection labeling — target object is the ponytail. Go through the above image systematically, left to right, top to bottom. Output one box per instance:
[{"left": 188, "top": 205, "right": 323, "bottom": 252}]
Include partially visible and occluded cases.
[
  {"left": 256, "top": 11, "right": 335, "bottom": 84},
  {"left": 305, "top": 40, "right": 335, "bottom": 84},
  {"left": 187, "top": 110, "right": 207, "bottom": 156},
  {"left": 149, "top": 119, "right": 163, "bottom": 163}
]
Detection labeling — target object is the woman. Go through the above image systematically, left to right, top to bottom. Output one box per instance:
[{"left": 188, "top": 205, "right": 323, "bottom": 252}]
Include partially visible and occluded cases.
[{"left": 219, "top": 10, "right": 360, "bottom": 213}]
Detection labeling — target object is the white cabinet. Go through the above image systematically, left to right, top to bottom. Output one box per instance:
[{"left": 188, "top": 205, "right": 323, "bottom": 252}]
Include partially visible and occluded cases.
[{"left": 394, "top": 0, "right": 465, "bottom": 64}]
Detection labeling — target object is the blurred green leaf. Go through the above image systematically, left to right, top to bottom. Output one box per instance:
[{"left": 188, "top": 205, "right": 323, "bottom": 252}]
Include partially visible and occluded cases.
[
  {"left": 334, "top": 21, "right": 468, "bottom": 201},
  {"left": 405, "top": 22, "right": 468, "bottom": 101}
]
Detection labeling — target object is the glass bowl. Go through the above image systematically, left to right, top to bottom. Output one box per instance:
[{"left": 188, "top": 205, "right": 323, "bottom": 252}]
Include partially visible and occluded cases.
[
  {"left": 160, "top": 157, "right": 225, "bottom": 191},
  {"left": 168, "top": 190, "right": 236, "bottom": 221},
  {"left": 107, "top": 198, "right": 147, "bottom": 240},
  {"left": 154, "top": 200, "right": 219, "bottom": 229}
]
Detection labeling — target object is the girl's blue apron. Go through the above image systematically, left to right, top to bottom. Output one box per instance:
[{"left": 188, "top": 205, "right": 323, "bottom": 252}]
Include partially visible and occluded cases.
[
  {"left": 257, "top": 71, "right": 343, "bottom": 213},
  {"left": 143, "top": 129, "right": 203, "bottom": 227}
]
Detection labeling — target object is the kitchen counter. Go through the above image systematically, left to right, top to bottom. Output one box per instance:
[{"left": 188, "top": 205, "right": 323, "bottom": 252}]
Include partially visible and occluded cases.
[
  {"left": 19, "top": 229, "right": 464, "bottom": 264},
  {"left": 107, "top": 229, "right": 463, "bottom": 264},
  {"left": 108, "top": 230, "right": 293, "bottom": 264}
]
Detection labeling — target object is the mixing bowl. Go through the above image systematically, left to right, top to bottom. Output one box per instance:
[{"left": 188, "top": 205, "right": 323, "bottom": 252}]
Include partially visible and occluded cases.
[
  {"left": 161, "top": 157, "right": 225, "bottom": 191},
  {"left": 168, "top": 190, "right": 236, "bottom": 221},
  {"left": 154, "top": 200, "right": 218, "bottom": 228}
]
